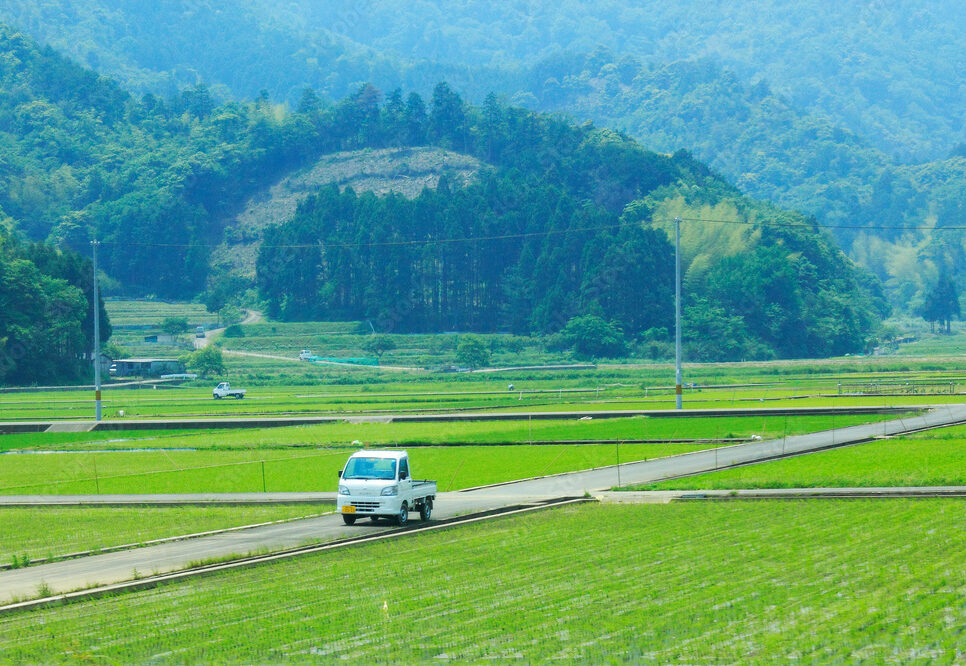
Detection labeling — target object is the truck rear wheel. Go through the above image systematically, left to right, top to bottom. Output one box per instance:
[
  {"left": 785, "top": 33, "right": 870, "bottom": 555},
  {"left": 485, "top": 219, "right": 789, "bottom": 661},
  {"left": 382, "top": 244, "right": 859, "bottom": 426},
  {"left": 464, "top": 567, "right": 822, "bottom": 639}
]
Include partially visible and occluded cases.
[
  {"left": 419, "top": 502, "right": 432, "bottom": 521},
  {"left": 395, "top": 503, "right": 409, "bottom": 526},
  {"left": 342, "top": 515, "right": 356, "bottom": 525}
]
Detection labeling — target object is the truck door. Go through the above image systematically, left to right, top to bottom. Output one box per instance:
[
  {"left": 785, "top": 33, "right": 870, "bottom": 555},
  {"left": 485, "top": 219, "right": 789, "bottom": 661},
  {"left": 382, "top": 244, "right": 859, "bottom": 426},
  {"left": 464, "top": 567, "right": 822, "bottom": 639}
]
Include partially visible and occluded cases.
[{"left": 398, "top": 456, "right": 413, "bottom": 496}]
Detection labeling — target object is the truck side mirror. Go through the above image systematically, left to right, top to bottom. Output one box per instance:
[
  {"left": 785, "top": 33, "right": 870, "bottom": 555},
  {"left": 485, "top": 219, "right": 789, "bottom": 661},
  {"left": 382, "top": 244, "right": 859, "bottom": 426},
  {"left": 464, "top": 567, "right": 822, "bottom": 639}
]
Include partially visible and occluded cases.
[
  {"left": 337, "top": 470, "right": 342, "bottom": 478},
  {"left": 399, "top": 470, "right": 408, "bottom": 480}
]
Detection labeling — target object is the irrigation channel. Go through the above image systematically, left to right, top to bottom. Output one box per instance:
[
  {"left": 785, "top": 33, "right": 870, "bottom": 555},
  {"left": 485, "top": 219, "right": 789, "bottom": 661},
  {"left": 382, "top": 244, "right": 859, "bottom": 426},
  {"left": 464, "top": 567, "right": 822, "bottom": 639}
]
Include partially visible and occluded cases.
[{"left": 3, "top": 403, "right": 966, "bottom": 611}]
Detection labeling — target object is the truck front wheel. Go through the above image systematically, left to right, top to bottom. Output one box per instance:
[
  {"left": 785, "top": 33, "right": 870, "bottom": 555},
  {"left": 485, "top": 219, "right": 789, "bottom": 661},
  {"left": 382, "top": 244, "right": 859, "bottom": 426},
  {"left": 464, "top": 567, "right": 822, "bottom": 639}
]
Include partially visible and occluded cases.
[
  {"left": 395, "top": 503, "right": 409, "bottom": 526},
  {"left": 342, "top": 515, "right": 356, "bottom": 526}
]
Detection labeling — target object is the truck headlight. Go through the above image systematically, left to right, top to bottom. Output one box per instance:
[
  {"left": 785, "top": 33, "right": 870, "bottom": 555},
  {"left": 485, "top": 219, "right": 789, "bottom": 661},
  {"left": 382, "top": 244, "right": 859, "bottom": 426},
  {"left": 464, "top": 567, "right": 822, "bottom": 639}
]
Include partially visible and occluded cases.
[
  {"left": 339, "top": 485, "right": 350, "bottom": 496},
  {"left": 381, "top": 485, "right": 398, "bottom": 496}
]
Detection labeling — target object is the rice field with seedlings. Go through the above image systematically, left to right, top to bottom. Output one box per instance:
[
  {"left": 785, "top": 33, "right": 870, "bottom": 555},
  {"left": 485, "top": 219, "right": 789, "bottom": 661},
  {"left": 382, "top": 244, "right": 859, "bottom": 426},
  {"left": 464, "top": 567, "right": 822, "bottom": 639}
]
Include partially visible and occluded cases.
[
  {"left": 0, "top": 365, "right": 945, "bottom": 421},
  {"left": 0, "top": 412, "right": 899, "bottom": 497},
  {"left": 0, "top": 413, "right": 893, "bottom": 452},
  {"left": 633, "top": 429, "right": 966, "bottom": 490},
  {"left": 0, "top": 442, "right": 709, "bottom": 495},
  {"left": 3, "top": 500, "right": 965, "bottom": 662},
  {"left": 0, "top": 504, "right": 326, "bottom": 567}
]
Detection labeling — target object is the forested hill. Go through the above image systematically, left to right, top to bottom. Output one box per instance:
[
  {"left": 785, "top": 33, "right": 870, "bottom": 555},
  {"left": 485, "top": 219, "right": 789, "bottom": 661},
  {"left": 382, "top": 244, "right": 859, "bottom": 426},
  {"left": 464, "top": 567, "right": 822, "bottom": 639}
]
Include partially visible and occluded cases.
[
  {"left": 0, "top": 26, "right": 885, "bottom": 359},
  {"left": 256, "top": 93, "right": 888, "bottom": 359}
]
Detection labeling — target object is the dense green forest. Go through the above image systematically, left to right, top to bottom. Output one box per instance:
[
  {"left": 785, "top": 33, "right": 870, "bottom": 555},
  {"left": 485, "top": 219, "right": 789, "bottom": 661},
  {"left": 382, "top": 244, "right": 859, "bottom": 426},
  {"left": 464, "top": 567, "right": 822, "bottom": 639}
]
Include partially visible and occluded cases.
[
  {"left": 2, "top": 1, "right": 964, "bottom": 318},
  {"left": 0, "top": 22, "right": 886, "bottom": 360},
  {"left": 257, "top": 88, "right": 887, "bottom": 359},
  {"left": 0, "top": 229, "right": 110, "bottom": 385}
]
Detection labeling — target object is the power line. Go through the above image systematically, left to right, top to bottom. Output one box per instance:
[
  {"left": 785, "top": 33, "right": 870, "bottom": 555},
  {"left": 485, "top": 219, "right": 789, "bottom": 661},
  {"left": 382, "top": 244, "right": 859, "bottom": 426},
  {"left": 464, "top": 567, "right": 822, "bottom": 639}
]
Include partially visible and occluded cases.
[{"left": 89, "top": 216, "right": 961, "bottom": 252}]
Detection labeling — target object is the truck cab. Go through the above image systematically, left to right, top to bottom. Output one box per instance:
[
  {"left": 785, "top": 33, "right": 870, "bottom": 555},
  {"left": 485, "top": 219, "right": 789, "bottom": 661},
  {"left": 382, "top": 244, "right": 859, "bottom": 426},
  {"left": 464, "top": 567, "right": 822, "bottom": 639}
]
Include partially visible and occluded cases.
[{"left": 337, "top": 450, "right": 436, "bottom": 526}]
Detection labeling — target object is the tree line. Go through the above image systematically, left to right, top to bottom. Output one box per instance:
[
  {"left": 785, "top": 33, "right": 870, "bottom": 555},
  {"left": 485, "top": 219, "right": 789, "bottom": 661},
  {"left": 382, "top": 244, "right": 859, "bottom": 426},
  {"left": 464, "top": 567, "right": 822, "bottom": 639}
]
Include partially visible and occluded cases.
[{"left": 0, "top": 230, "right": 110, "bottom": 385}]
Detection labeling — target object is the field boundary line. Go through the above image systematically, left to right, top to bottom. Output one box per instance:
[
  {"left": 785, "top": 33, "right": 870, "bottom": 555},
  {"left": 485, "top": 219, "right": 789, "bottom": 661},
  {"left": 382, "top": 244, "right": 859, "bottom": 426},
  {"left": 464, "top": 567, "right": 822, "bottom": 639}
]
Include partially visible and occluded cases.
[{"left": 0, "top": 497, "right": 593, "bottom": 615}]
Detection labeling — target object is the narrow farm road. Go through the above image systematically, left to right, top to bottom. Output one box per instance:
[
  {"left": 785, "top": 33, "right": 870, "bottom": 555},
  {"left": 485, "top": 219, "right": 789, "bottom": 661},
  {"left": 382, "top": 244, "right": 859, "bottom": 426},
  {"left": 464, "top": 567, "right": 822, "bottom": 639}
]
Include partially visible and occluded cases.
[
  {"left": 193, "top": 310, "right": 263, "bottom": 350},
  {"left": 2, "top": 404, "right": 965, "bottom": 603}
]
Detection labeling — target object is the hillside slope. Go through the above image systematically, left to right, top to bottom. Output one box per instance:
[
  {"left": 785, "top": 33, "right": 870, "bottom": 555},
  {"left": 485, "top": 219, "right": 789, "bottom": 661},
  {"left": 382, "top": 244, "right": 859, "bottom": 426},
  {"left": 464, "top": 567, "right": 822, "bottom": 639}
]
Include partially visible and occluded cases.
[{"left": 212, "top": 146, "right": 483, "bottom": 279}]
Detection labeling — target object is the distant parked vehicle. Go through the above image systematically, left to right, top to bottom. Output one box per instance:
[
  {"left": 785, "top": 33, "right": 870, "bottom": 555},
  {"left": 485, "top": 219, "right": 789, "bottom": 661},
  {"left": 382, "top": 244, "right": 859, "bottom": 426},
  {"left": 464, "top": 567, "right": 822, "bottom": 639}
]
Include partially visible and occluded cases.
[
  {"left": 196, "top": 326, "right": 206, "bottom": 338},
  {"left": 299, "top": 349, "right": 313, "bottom": 360},
  {"left": 109, "top": 363, "right": 117, "bottom": 377},
  {"left": 212, "top": 382, "right": 246, "bottom": 399}
]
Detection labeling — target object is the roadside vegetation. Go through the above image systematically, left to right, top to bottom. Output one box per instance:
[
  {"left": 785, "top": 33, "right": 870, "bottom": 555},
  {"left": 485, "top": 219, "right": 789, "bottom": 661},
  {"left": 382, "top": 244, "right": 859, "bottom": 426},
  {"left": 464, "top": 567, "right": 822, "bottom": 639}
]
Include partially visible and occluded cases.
[{"left": 3, "top": 501, "right": 964, "bottom": 662}]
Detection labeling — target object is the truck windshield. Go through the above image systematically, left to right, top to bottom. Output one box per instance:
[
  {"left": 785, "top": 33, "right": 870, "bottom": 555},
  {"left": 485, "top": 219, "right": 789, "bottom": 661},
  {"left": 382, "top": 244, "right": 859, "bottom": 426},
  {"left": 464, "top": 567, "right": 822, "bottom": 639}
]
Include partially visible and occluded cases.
[{"left": 342, "top": 457, "right": 397, "bottom": 480}]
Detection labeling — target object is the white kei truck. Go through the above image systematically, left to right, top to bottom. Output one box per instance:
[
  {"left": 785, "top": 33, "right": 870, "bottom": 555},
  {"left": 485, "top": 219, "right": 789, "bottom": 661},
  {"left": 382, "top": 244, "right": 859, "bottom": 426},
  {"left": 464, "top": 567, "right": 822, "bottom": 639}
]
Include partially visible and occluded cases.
[
  {"left": 212, "top": 382, "right": 246, "bottom": 399},
  {"left": 337, "top": 450, "right": 437, "bottom": 526}
]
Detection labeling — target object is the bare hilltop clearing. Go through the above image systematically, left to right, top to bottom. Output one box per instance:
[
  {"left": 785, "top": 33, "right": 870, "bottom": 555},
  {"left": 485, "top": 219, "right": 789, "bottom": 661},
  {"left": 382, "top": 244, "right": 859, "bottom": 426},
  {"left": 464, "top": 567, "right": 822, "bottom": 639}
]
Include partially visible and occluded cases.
[{"left": 211, "top": 147, "right": 484, "bottom": 279}]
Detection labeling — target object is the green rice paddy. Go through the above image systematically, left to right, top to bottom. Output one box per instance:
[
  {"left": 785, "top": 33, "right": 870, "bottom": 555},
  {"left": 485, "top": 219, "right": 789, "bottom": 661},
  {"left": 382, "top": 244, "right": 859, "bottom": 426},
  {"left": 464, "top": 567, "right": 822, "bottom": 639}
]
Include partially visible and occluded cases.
[
  {"left": 634, "top": 431, "right": 966, "bottom": 490},
  {"left": 0, "top": 442, "right": 705, "bottom": 495},
  {"left": 3, "top": 500, "right": 964, "bottom": 662},
  {"left": 0, "top": 505, "right": 326, "bottom": 566}
]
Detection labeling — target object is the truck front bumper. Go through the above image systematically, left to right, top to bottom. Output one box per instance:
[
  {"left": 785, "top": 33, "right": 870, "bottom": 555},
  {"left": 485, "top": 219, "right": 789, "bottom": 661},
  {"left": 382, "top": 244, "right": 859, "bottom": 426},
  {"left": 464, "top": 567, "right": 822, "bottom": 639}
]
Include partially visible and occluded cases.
[{"left": 337, "top": 495, "right": 403, "bottom": 516}]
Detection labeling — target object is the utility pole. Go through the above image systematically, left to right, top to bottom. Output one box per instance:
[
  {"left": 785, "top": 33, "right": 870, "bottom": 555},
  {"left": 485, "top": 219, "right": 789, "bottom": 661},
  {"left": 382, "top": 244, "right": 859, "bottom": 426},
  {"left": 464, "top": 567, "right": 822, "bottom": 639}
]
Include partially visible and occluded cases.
[
  {"left": 675, "top": 216, "right": 683, "bottom": 410},
  {"left": 92, "top": 240, "right": 102, "bottom": 421}
]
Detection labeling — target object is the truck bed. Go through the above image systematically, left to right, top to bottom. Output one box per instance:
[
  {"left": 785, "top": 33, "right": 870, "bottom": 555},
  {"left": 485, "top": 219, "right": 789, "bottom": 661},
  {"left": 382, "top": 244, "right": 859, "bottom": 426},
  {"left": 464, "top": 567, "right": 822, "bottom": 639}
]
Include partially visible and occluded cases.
[{"left": 412, "top": 480, "right": 437, "bottom": 496}]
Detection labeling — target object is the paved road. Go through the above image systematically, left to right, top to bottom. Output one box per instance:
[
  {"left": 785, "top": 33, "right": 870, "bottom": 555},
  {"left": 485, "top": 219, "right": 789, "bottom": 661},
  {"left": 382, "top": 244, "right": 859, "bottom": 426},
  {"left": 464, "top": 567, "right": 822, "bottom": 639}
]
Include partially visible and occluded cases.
[{"left": 2, "top": 403, "right": 964, "bottom": 603}]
